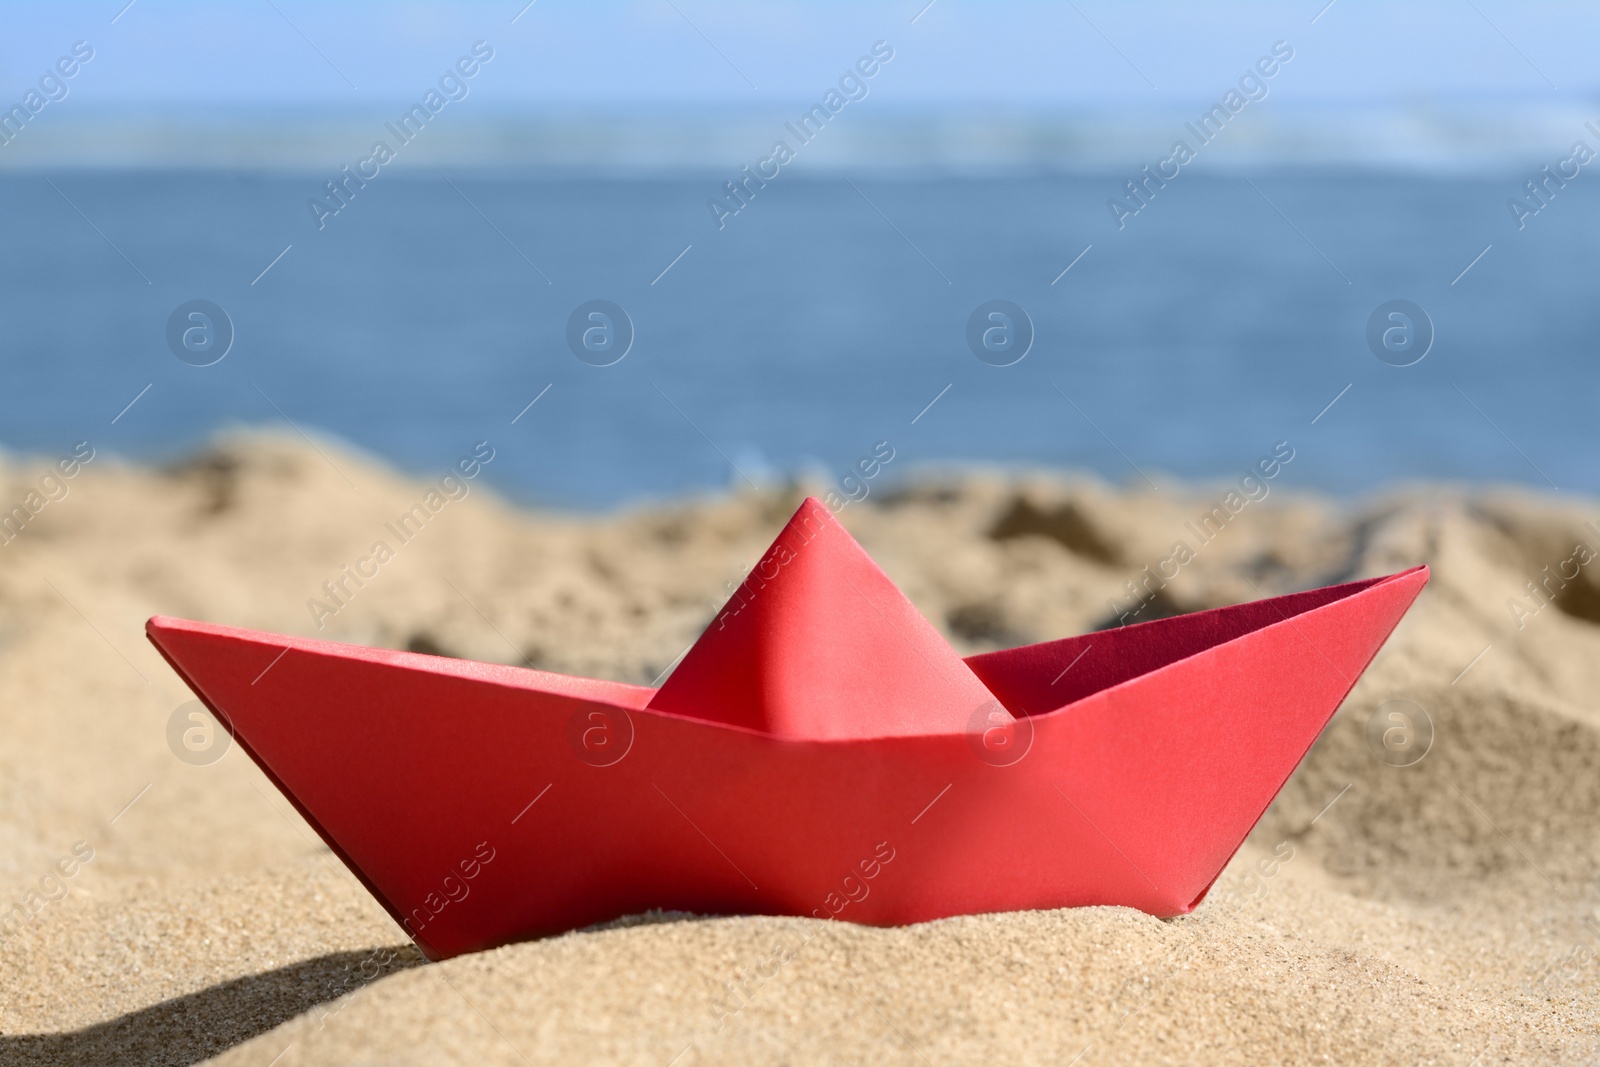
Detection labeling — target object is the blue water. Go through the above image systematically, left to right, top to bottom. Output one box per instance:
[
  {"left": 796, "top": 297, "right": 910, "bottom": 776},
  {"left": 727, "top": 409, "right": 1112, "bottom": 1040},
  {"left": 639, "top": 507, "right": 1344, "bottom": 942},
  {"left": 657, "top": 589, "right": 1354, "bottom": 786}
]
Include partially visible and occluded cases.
[{"left": 2, "top": 169, "right": 1595, "bottom": 508}]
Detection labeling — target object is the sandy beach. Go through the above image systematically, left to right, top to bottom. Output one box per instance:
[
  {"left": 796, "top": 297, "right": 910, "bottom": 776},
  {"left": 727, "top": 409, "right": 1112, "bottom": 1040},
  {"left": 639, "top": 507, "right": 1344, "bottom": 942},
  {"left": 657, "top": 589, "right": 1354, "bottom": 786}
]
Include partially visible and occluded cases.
[{"left": 1, "top": 433, "right": 1597, "bottom": 1065}]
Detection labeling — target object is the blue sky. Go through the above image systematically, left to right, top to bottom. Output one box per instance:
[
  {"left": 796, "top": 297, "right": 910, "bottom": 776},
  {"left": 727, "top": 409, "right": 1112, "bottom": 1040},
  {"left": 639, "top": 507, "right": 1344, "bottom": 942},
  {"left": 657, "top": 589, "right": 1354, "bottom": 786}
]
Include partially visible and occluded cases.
[{"left": 1, "top": 0, "right": 1593, "bottom": 108}]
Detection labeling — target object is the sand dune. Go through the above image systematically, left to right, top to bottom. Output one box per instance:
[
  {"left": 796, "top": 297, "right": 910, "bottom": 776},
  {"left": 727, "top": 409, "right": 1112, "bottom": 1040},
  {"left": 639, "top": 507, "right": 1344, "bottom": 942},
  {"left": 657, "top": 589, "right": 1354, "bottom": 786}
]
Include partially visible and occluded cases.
[{"left": 1, "top": 435, "right": 1596, "bottom": 1065}]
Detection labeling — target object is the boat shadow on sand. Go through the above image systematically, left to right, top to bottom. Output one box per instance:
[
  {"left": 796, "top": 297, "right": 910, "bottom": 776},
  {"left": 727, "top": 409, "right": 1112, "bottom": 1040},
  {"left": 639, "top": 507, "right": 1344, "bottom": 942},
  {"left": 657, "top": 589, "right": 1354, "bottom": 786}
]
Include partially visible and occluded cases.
[
  {"left": 0, "top": 912, "right": 712, "bottom": 1066},
  {"left": 0, "top": 945, "right": 425, "bottom": 1067}
]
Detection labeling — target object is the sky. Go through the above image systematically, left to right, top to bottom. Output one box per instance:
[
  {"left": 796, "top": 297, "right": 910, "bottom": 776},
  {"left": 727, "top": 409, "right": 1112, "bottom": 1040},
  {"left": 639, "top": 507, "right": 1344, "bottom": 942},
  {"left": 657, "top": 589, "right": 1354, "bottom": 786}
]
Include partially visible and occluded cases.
[{"left": 0, "top": 0, "right": 1594, "bottom": 110}]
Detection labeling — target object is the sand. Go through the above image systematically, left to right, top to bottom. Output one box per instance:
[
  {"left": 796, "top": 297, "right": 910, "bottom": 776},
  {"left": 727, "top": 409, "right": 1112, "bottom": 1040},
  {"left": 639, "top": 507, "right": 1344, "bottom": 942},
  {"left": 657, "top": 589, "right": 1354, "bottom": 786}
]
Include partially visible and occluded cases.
[{"left": 0, "top": 433, "right": 1596, "bottom": 1065}]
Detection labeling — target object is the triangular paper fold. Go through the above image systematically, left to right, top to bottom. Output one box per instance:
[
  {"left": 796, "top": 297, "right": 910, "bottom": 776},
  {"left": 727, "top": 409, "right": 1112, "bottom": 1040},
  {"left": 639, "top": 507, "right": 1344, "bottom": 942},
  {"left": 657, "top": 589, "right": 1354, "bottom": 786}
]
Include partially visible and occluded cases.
[{"left": 649, "top": 497, "right": 1001, "bottom": 738}]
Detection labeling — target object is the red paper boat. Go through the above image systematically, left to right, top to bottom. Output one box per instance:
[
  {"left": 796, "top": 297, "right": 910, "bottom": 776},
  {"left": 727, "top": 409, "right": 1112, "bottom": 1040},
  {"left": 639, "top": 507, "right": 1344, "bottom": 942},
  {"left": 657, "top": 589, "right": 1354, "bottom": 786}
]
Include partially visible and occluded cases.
[{"left": 147, "top": 497, "right": 1427, "bottom": 961}]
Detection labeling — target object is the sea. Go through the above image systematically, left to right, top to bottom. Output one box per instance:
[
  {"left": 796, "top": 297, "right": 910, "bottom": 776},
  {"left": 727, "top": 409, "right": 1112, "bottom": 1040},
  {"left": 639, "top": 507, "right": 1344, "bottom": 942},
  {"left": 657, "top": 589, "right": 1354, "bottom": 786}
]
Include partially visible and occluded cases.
[{"left": 1, "top": 165, "right": 1595, "bottom": 509}]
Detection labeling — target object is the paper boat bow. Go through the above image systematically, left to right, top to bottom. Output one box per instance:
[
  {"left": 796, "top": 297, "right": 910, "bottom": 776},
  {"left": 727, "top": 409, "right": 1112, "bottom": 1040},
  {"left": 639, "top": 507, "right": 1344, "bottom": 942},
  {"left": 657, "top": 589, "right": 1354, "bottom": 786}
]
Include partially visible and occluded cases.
[{"left": 148, "top": 497, "right": 1426, "bottom": 960}]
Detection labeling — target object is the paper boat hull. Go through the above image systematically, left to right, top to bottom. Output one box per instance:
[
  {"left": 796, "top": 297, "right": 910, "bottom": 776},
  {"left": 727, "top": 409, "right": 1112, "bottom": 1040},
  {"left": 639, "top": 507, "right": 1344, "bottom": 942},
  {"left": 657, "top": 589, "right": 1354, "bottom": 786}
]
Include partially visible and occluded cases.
[{"left": 147, "top": 566, "right": 1426, "bottom": 960}]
